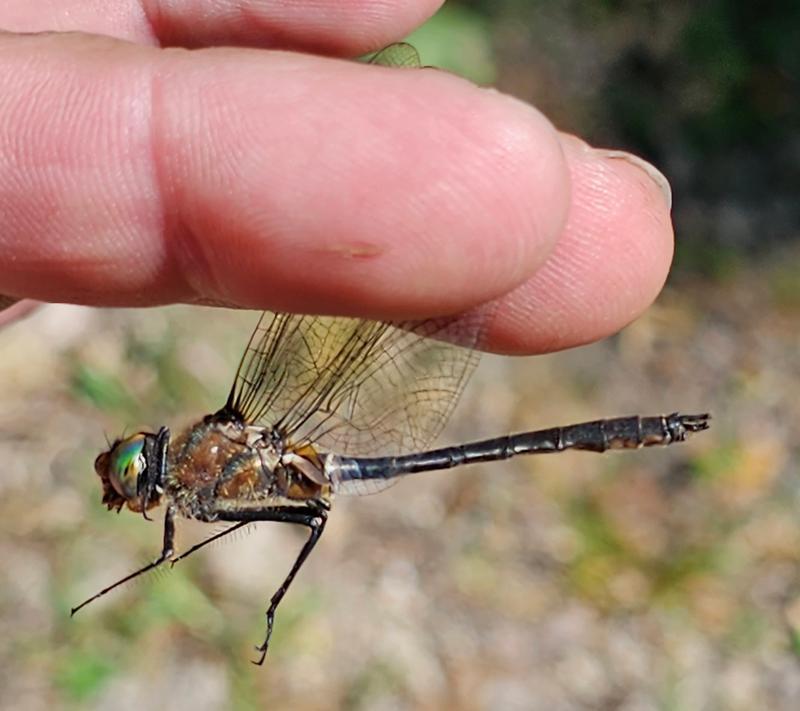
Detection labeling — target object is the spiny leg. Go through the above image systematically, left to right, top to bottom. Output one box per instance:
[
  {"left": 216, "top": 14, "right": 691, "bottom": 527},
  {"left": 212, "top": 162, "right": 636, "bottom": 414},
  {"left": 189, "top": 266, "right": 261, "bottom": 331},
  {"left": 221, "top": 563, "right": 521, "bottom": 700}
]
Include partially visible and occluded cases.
[
  {"left": 139, "top": 426, "right": 170, "bottom": 522},
  {"left": 214, "top": 505, "right": 328, "bottom": 665},
  {"left": 71, "top": 506, "right": 176, "bottom": 615},
  {"left": 255, "top": 512, "right": 326, "bottom": 665},
  {"left": 169, "top": 522, "right": 250, "bottom": 567}
]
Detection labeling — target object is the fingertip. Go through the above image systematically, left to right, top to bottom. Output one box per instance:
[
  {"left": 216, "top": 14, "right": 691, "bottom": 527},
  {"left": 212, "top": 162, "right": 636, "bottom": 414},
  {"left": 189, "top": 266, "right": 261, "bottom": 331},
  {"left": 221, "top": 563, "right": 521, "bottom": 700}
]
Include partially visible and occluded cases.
[
  {"left": 559, "top": 135, "right": 675, "bottom": 309},
  {"left": 481, "top": 136, "right": 675, "bottom": 355}
]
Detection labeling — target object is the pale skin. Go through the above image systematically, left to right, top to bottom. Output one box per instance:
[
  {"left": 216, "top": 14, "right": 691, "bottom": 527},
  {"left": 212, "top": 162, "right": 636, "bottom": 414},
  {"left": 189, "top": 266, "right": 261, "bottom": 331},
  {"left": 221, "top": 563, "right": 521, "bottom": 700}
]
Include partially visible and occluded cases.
[{"left": 0, "top": 0, "right": 675, "bottom": 354}]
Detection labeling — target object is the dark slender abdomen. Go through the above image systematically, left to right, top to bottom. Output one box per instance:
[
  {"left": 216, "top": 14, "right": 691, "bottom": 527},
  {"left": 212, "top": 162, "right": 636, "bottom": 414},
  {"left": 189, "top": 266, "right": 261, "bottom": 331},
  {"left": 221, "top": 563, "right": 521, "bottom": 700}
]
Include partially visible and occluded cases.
[{"left": 336, "top": 413, "right": 710, "bottom": 485}]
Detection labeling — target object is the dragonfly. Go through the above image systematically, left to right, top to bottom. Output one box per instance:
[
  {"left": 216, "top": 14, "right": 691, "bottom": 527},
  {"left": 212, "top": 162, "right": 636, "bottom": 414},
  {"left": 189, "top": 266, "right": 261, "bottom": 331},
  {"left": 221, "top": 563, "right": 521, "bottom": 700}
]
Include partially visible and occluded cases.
[
  {"left": 71, "top": 46, "right": 710, "bottom": 664},
  {"left": 73, "top": 309, "right": 709, "bottom": 663}
]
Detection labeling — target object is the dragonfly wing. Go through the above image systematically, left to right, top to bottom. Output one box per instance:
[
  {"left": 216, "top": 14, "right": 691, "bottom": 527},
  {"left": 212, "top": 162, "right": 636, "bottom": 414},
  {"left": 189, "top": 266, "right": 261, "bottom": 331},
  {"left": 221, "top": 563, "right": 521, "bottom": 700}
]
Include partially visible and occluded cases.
[
  {"left": 220, "top": 42, "right": 465, "bottom": 493},
  {"left": 368, "top": 42, "right": 422, "bottom": 69},
  {"left": 221, "top": 309, "right": 492, "bottom": 469},
  {"left": 331, "top": 475, "right": 398, "bottom": 497}
]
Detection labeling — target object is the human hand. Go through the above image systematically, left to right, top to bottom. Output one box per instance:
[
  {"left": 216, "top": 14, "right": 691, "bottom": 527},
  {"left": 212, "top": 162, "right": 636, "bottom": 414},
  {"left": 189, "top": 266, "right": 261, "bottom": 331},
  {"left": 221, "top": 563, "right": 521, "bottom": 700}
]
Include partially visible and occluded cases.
[{"left": 0, "top": 1, "right": 674, "bottom": 354}]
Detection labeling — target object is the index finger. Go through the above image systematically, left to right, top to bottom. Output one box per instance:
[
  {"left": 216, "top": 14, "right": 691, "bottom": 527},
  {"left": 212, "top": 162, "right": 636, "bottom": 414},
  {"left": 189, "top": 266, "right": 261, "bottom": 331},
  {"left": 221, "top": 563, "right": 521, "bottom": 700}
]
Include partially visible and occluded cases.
[
  {"left": 3, "top": 0, "right": 445, "bottom": 54},
  {"left": 0, "top": 32, "right": 569, "bottom": 322}
]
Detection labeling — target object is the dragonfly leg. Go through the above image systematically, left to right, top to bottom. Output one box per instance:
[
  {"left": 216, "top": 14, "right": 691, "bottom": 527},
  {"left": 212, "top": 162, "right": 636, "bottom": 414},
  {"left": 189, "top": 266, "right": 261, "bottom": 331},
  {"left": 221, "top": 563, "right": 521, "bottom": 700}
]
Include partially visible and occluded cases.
[
  {"left": 139, "top": 426, "right": 170, "bottom": 521},
  {"left": 71, "top": 505, "right": 176, "bottom": 615},
  {"left": 215, "top": 505, "right": 328, "bottom": 665},
  {"left": 257, "top": 511, "right": 326, "bottom": 664},
  {"left": 169, "top": 522, "right": 250, "bottom": 568}
]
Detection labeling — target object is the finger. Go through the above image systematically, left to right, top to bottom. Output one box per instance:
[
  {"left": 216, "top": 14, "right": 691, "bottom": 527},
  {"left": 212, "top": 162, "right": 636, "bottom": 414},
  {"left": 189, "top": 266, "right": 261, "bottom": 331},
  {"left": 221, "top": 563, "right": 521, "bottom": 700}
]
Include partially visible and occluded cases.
[
  {"left": 2, "top": 0, "right": 444, "bottom": 54},
  {"left": 0, "top": 32, "right": 569, "bottom": 321},
  {"left": 484, "top": 135, "right": 675, "bottom": 354},
  {"left": 0, "top": 295, "right": 18, "bottom": 310},
  {"left": 0, "top": 299, "right": 39, "bottom": 328}
]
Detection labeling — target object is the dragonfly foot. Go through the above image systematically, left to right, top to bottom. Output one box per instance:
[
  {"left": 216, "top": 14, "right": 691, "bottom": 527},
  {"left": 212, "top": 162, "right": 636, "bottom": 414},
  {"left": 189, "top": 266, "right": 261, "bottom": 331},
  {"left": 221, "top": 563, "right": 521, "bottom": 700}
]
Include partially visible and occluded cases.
[
  {"left": 250, "top": 612, "right": 275, "bottom": 665},
  {"left": 251, "top": 641, "right": 270, "bottom": 666}
]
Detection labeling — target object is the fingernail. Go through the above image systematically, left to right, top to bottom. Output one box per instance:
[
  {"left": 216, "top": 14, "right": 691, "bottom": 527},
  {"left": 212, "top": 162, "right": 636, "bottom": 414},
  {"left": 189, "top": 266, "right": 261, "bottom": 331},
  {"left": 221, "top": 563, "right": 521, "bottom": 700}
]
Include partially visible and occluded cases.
[{"left": 596, "top": 149, "right": 672, "bottom": 211}]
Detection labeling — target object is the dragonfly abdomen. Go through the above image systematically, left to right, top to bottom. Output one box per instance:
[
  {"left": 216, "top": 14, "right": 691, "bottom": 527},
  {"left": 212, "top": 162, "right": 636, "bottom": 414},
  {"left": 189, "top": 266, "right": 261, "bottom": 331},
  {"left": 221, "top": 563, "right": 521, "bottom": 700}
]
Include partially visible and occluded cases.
[{"left": 331, "top": 413, "right": 710, "bottom": 488}]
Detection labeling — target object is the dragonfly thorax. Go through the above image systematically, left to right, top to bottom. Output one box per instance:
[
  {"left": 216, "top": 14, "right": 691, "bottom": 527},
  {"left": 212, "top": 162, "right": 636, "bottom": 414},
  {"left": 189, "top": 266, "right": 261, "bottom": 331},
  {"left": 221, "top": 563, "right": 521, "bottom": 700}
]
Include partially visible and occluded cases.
[{"left": 158, "top": 418, "right": 331, "bottom": 521}]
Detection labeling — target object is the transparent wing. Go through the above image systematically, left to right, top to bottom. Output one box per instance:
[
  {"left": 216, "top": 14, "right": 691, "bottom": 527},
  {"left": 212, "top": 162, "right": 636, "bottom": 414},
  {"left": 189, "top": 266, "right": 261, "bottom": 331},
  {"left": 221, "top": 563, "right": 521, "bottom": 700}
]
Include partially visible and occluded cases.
[
  {"left": 368, "top": 42, "right": 422, "bottom": 69},
  {"left": 221, "top": 43, "right": 447, "bottom": 494},
  {"left": 222, "top": 311, "right": 490, "bottom": 469}
]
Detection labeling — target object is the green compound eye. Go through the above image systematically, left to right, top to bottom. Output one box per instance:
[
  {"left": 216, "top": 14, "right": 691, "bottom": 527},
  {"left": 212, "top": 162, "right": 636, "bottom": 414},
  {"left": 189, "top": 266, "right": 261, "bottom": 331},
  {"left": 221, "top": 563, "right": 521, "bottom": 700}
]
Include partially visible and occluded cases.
[{"left": 109, "top": 434, "right": 146, "bottom": 501}]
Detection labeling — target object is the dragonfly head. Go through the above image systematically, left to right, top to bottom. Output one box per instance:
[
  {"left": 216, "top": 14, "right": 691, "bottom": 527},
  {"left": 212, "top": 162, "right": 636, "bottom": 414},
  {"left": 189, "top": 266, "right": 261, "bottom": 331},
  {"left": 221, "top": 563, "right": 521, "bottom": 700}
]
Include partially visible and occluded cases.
[{"left": 95, "top": 431, "right": 165, "bottom": 514}]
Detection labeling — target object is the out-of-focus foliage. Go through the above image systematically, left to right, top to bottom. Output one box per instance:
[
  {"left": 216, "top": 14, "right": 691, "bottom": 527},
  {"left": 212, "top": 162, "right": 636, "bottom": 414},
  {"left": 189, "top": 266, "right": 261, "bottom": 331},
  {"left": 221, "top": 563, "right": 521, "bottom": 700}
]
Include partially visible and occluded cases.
[
  {"left": 438, "top": 1, "right": 800, "bottom": 276},
  {"left": 406, "top": 3, "right": 496, "bottom": 83}
]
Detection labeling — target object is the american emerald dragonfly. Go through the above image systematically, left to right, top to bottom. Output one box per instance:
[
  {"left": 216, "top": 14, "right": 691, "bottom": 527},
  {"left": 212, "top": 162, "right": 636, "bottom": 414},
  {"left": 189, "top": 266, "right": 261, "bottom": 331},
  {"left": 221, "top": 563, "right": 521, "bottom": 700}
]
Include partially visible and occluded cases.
[
  {"left": 71, "top": 46, "right": 710, "bottom": 665},
  {"left": 73, "top": 310, "right": 709, "bottom": 664}
]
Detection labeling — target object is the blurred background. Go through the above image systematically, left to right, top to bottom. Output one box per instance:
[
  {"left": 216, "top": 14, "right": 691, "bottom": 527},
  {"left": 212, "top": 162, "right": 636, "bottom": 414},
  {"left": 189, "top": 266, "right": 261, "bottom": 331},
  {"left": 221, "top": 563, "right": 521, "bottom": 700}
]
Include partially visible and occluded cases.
[{"left": 1, "top": 2, "right": 799, "bottom": 709}]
